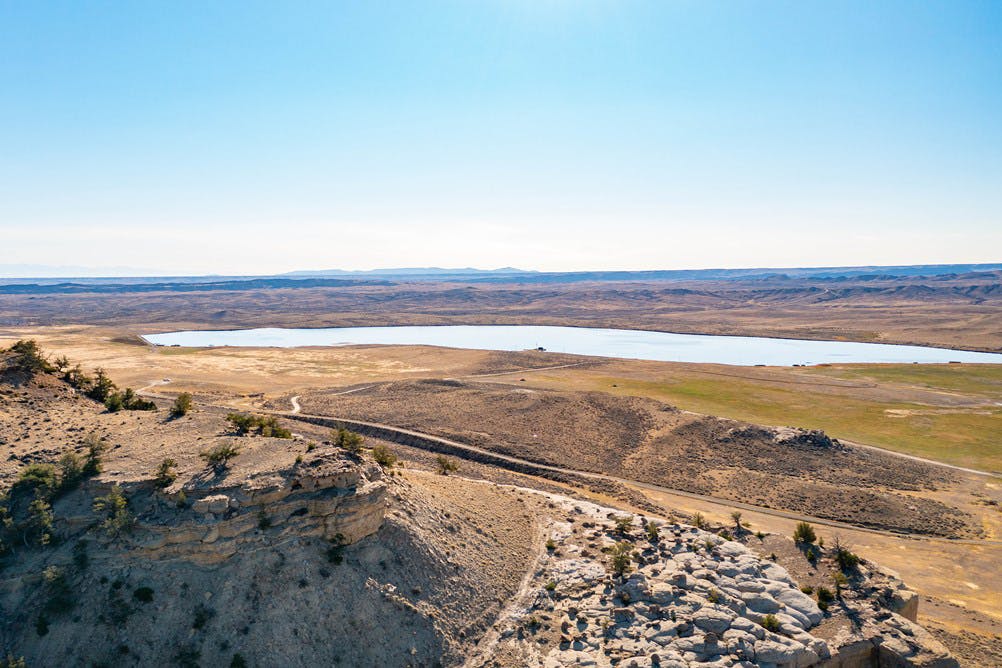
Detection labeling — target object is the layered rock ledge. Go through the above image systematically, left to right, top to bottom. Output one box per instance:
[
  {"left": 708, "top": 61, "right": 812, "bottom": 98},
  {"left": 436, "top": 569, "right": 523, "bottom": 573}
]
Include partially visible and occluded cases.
[
  {"left": 122, "top": 454, "right": 386, "bottom": 564},
  {"left": 480, "top": 502, "right": 956, "bottom": 668}
]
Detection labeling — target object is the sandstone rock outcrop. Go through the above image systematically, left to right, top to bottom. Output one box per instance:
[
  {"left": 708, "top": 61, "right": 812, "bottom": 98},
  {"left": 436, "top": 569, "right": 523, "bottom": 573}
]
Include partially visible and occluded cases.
[
  {"left": 131, "top": 455, "right": 386, "bottom": 564},
  {"left": 481, "top": 505, "right": 958, "bottom": 668}
]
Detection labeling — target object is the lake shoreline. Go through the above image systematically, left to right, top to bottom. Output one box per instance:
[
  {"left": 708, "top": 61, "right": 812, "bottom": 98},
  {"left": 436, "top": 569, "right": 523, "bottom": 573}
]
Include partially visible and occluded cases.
[{"left": 143, "top": 324, "right": 1002, "bottom": 367}]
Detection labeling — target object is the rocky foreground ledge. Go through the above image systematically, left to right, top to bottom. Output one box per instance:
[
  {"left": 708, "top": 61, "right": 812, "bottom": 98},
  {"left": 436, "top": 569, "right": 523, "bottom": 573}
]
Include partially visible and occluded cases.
[
  {"left": 127, "top": 452, "right": 387, "bottom": 564},
  {"left": 479, "top": 499, "right": 956, "bottom": 668}
]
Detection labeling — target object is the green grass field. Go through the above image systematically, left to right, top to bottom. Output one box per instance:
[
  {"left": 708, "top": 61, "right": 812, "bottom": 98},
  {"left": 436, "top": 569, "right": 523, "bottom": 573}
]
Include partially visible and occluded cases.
[{"left": 535, "top": 364, "right": 1002, "bottom": 473}]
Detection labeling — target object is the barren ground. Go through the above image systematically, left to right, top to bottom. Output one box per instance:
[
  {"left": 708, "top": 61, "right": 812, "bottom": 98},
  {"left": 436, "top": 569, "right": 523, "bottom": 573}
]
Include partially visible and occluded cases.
[{"left": 2, "top": 328, "right": 1000, "bottom": 663}]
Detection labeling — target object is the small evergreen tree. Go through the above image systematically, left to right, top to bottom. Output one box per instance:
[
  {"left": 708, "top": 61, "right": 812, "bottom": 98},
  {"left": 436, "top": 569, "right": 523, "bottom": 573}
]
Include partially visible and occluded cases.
[
  {"left": 6, "top": 340, "right": 52, "bottom": 374},
  {"left": 64, "top": 364, "right": 92, "bottom": 390},
  {"left": 87, "top": 368, "right": 117, "bottom": 403},
  {"left": 105, "top": 392, "right": 125, "bottom": 412},
  {"left": 170, "top": 393, "right": 193, "bottom": 418},
  {"left": 227, "top": 413, "right": 290, "bottom": 438},
  {"left": 333, "top": 428, "right": 364, "bottom": 453},
  {"left": 82, "top": 433, "right": 107, "bottom": 477},
  {"left": 200, "top": 443, "right": 241, "bottom": 473},
  {"left": 371, "top": 444, "right": 397, "bottom": 468},
  {"left": 57, "top": 452, "right": 84, "bottom": 493},
  {"left": 435, "top": 455, "right": 459, "bottom": 475},
  {"left": 155, "top": 458, "right": 178, "bottom": 489},
  {"left": 93, "top": 485, "right": 133, "bottom": 538},
  {"left": 28, "top": 493, "right": 54, "bottom": 546},
  {"left": 613, "top": 514, "right": 633, "bottom": 535},
  {"left": 645, "top": 521, "right": 660, "bottom": 543},
  {"left": 793, "top": 521, "right": 817, "bottom": 544},
  {"left": 833, "top": 537, "right": 861, "bottom": 571},
  {"left": 610, "top": 541, "right": 633, "bottom": 577}
]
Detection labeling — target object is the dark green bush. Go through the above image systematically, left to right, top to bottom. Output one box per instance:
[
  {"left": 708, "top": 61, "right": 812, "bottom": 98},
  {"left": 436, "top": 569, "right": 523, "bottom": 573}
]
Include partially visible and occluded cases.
[
  {"left": 6, "top": 340, "right": 53, "bottom": 374},
  {"left": 87, "top": 369, "right": 117, "bottom": 403},
  {"left": 114, "top": 388, "right": 157, "bottom": 411},
  {"left": 170, "top": 392, "right": 193, "bottom": 417},
  {"left": 105, "top": 393, "right": 125, "bottom": 412},
  {"left": 227, "top": 413, "right": 291, "bottom": 438},
  {"left": 333, "top": 428, "right": 364, "bottom": 453},
  {"left": 82, "top": 433, "right": 107, "bottom": 477},
  {"left": 200, "top": 443, "right": 242, "bottom": 472},
  {"left": 371, "top": 444, "right": 397, "bottom": 468},
  {"left": 57, "top": 452, "right": 84, "bottom": 492},
  {"left": 435, "top": 455, "right": 459, "bottom": 475},
  {"left": 155, "top": 458, "right": 177, "bottom": 489},
  {"left": 14, "top": 463, "right": 59, "bottom": 496},
  {"left": 93, "top": 485, "right": 134, "bottom": 538},
  {"left": 613, "top": 515, "right": 633, "bottom": 534},
  {"left": 645, "top": 521, "right": 660, "bottom": 543},
  {"left": 793, "top": 521, "right": 817, "bottom": 544},
  {"left": 326, "top": 533, "right": 347, "bottom": 564},
  {"left": 833, "top": 539, "right": 861, "bottom": 571},
  {"left": 609, "top": 541, "right": 633, "bottom": 577},
  {"left": 133, "top": 586, "right": 154, "bottom": 603},
  {"left": 192, "top": 604, "right": 214, "bottom": 630},
  {"left": 761, "top": 614, "right": 781, "bottom": 632}
]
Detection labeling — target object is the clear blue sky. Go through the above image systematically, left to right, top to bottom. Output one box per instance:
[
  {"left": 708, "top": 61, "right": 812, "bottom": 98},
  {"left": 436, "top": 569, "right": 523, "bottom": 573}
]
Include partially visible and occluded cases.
[{"left": 1, "top": 1, "right": 1000, "bottom": 275}]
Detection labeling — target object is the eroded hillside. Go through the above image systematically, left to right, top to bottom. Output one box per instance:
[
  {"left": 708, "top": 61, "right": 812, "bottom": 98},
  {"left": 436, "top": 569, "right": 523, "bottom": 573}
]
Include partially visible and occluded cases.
[
  {"left": 0, "top": 344, "right": 974, "bottom": 666},
  {"left": 292, "top": 380, "right": 978, "bottom": 538}
]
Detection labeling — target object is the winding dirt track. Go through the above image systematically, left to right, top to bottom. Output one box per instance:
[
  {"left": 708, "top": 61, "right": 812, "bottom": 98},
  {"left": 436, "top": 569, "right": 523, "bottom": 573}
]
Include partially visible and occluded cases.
[
  {"left": 132, "top": 383, "right": 1001, "bottom": 545},
  {"left": 275, "top": 409, "right": 1002, "bottom": 547}
]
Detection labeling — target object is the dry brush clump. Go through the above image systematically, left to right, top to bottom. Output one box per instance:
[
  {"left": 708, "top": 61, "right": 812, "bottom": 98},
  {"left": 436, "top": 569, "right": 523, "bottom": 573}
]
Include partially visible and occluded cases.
[
  {"left": 3, "top": 340, "right": 153, "bottom": 413},
  {"left": 169, "top": 392, "right": 193, "bottom": 418},
  {"left": 226, "top": 413, "right": 291, "bottom": 438},
  {"left": 332, "top": 427, "right": 363, "bottom": 453},
  {"left": 1, "top": 433, "right": 107, "bottom": 551},
  {"left": 200, "top": 443, "right": 242, "bottom": 473},
  {"left": 370, "top": 444, "right": 397, "bottom": 469},
  {"left": 435, "top": 455, "right": 459, "bottom": 475},
  {"left": 155, "top": 458, "right": 178, "bottom": 489},
  {"left": 92, "top": 486, "right": 134, "bottom": 539},
  {"left": 793, "top": 521, "right": 817, "bottom": 544},
  {"left": 609, "top": 541, "right": 634, "bottom": 577}
]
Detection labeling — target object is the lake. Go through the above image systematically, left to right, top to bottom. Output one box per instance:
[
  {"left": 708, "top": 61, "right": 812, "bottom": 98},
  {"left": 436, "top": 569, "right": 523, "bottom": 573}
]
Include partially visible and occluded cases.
[{"left": 142, "top": 325, "right": 1002, "bottom": 366}]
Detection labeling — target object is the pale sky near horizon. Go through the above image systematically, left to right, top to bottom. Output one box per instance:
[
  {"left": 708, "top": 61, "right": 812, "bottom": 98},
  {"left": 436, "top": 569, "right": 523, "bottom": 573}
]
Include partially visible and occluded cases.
[{"left": 1, "top": 1, "right": 1000, "bottom": 276}]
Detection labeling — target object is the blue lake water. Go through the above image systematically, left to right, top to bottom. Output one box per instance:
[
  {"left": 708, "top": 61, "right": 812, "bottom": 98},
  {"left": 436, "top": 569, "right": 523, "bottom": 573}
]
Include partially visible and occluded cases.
[{"left": 142, "top": 325, "right": 1002, "bottom": 366}]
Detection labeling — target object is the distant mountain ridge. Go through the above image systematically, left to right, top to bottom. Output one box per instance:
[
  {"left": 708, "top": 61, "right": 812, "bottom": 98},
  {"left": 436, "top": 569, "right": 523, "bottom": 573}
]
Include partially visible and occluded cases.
[
  {"left": 0, "top": 263, "right": 999, "bottom": 292},
  {"left": 281, "top": 267, "right": 532, "bottom": 277}
]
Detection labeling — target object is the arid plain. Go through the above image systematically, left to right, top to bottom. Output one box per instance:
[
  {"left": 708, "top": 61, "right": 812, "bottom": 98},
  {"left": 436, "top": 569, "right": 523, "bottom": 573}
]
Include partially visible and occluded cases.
[
  {"left": 2, "top": 270, "right": 1001, "bottom": 666},
  {"left": 2, "top": 326, "right": 1000, "bottom": 661}
]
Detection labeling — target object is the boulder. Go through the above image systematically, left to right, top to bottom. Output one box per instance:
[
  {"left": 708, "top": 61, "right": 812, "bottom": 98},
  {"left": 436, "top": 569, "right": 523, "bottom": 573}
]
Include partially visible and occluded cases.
[
  {"left": 192, "top": 494, "right": 230, "bottom": 514},
  {"left": 772, "top": 586, "right": 823, "bottom": 627},
  {"left": 887, "top": 588, "right": 919, "bottom": 622},
  {"left": 741, "top": 591, "right": 781, "bottom": 614},
  {"left": 692, "top": 607, "right": 735, "bottom": 635},
  {"left": 754, "top": 638, "right": 817, "bottom": 666}
]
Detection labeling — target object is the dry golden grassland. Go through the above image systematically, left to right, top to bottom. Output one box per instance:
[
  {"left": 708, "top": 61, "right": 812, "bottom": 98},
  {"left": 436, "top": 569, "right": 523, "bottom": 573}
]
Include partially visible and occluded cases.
[
  {"left": 3, "top": 326, "right": 1000, "bottom": 471},
  {"left": 517, "top": 362, "right": 1002, "bottom": 473}
]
